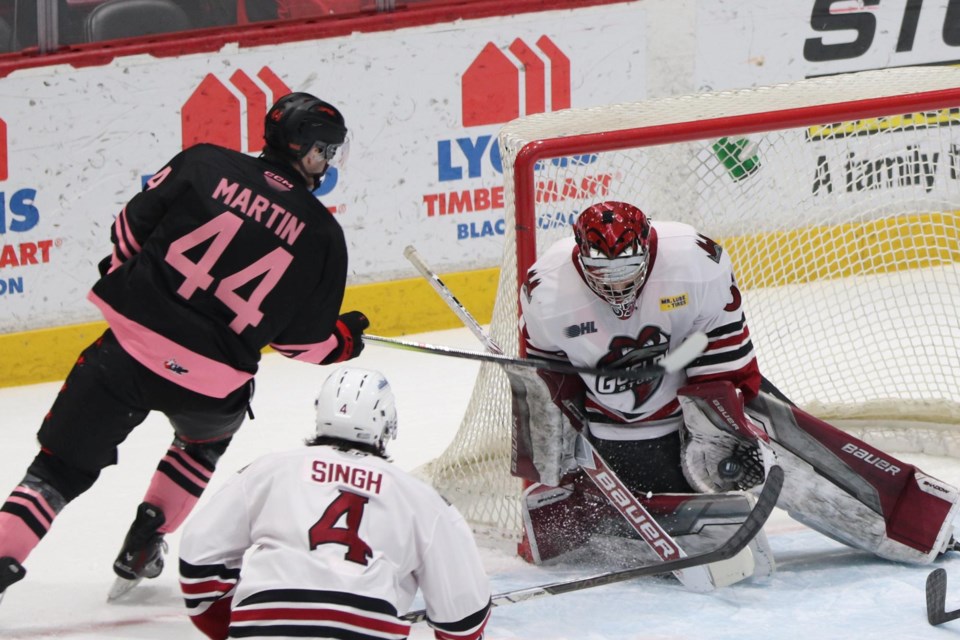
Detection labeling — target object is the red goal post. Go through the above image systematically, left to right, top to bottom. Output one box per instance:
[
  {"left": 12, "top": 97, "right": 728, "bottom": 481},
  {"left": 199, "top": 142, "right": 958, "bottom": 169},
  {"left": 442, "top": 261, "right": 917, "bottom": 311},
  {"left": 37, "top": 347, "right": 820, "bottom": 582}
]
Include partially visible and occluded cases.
[{"left": 416, "top": 66, "right": 960, "bottom": 546}]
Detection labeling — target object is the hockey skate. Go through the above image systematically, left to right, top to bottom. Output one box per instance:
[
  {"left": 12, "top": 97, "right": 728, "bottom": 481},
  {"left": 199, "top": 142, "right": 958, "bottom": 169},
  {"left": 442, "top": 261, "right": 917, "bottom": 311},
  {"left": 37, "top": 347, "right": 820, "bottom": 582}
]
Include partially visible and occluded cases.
[
  {"left": 107, "top": 502, "right": 168, "bottom": 601},
  {"left": 0, "top": 557, "right": 26, "bottom": 606}
]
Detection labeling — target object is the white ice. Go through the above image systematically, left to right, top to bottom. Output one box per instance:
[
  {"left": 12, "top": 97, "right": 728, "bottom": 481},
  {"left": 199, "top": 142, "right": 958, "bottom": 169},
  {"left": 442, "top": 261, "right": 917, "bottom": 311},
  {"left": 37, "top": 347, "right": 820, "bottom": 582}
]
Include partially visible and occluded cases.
[{"left": 1, "top": 327, "right": 959, "bottom": 639}]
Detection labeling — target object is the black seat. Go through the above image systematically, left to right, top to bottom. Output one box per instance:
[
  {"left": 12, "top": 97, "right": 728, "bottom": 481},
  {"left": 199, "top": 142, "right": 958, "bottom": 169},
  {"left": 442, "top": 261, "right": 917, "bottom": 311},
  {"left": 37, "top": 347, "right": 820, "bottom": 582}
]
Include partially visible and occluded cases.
[
  {"left": 84, "top": 0, "right": 191, "bottom": 42},
  {"left": 0, "top": 16, "right": 14, "bottom": 53}
]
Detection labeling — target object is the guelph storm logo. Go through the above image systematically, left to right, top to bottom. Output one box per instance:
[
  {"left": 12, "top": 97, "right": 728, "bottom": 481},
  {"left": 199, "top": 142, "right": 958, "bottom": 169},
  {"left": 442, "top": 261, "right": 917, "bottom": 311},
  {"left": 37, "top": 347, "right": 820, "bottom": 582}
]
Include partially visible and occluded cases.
[{"left": 594, "top": 326, "right": 670, "bottom": 407}]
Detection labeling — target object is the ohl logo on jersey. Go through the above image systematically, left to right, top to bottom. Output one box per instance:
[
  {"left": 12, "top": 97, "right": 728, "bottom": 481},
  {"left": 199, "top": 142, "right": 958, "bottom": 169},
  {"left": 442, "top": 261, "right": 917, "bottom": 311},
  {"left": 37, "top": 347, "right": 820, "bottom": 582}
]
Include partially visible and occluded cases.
[{"left": 594, "top": 327, "right": 670, "bottom": 406}]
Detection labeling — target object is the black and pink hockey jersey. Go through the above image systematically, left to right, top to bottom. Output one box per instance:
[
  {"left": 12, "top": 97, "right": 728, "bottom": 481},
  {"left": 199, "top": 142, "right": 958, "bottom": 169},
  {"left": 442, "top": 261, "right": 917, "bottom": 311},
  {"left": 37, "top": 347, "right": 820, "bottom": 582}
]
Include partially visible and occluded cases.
[{"left": 88, "top": 143, "right": 348, "bottom": 398}]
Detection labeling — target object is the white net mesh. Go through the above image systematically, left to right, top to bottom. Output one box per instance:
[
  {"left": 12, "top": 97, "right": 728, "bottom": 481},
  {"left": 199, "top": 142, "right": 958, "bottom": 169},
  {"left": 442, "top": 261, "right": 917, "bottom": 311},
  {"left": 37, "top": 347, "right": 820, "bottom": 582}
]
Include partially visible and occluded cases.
[{"left": 416, "top": 66, "right": 960, "bottom": 545}]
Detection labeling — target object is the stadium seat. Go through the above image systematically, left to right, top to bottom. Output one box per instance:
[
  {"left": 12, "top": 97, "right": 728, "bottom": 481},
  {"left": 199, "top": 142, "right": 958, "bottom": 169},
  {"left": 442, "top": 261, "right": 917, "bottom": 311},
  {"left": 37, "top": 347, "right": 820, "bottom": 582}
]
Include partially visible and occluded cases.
[
  {"left": 84, "top": 0, "right": 191, "bottom": 42},
  {"left": 0, "top": 16, "right": 14, "bottom": 53}
]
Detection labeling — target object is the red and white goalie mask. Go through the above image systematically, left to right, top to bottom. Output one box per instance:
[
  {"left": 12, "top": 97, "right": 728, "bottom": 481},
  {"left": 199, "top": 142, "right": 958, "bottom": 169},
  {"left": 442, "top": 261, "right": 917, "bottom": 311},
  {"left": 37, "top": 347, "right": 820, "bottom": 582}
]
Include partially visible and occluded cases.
[{"left": 573, "top": 201, "right": 651, "bottom": 319}]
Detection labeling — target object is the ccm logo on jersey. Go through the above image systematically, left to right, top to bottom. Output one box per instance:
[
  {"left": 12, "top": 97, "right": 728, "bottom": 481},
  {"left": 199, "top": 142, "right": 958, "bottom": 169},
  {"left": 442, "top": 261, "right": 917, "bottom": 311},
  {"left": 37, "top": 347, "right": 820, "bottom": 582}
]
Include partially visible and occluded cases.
[
  {"left": 659, "top": 294, "right": 688, "bottom": 311},
  {"left": 840, "top": 443, "right": 901, "bottom": 475},
  {"left": 592, "top": 470, "right": 677, "bottom": 558}
]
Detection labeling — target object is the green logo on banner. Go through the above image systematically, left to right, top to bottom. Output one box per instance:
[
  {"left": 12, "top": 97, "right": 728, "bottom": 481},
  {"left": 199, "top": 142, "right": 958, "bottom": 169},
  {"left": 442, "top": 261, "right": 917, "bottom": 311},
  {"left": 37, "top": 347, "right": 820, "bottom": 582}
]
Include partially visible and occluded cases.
[{"left": 712, "top": 137, "right": 761, "bottom": 181}]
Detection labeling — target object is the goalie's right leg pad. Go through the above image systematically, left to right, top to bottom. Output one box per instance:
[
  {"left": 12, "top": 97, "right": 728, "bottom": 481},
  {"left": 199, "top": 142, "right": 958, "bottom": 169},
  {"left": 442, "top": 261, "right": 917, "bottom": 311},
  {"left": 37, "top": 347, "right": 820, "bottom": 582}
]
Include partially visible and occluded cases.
[{"left": 519, "top": 474, "right": 604, "bottom": 564}]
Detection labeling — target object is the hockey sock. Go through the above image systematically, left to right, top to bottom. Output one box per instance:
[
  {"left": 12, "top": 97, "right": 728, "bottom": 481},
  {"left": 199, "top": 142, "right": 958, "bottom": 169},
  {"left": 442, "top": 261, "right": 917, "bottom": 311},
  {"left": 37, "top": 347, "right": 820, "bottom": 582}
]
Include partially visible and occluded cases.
[
  {"left": 143, "top": 438, "right": 230, "bottom": 533},
  {"left": 0, "top": 474, "right": 67, "bottom": 564}
]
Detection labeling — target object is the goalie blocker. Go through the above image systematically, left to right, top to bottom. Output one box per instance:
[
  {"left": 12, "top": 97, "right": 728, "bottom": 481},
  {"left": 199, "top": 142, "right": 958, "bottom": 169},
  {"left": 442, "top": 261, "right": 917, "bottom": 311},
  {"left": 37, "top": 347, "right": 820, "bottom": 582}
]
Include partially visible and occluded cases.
[{"left": 678, "top": 380, "right": 960, "bottom": 564}]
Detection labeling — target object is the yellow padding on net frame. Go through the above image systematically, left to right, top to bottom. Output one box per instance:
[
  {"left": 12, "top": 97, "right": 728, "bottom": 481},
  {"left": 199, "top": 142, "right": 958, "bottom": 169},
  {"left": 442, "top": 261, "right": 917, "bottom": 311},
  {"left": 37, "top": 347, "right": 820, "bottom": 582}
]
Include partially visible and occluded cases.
[{"left": 723, "top": 211, "right": 960, "bottom": 290}]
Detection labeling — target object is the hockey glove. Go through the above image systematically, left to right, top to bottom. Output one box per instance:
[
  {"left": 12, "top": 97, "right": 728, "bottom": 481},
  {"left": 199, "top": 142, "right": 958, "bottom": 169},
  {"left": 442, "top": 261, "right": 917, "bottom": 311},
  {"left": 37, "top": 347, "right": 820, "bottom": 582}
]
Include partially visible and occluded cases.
[{"left": 322, "top": 310, "right": 370, "bottom": 364}]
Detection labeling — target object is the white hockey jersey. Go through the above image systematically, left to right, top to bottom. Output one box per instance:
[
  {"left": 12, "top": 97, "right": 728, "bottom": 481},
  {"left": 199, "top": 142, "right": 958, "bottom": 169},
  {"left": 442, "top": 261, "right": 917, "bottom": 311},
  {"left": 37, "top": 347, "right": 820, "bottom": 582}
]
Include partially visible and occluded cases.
[
  {"left": 520, "top": 220, "right": 760, "bottom": 439},
  {"left": 179, "top": 445, "right": 491, "bottom": 640}
]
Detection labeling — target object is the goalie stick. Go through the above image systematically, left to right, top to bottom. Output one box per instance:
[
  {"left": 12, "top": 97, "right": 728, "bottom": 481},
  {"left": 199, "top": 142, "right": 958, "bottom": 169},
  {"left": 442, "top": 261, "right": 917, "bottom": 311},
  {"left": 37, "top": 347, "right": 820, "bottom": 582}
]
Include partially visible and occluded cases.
[
  {"left": 401, "top": 244, "right": 705, "bottom": 376},
  {"left": 404, "top": 245, "right": 504, "bottom": 354},
  {"left": 400, "top": 246, "right": 733, "bottom": 592},
  {"left": 402, "top": 465, "right": 784, "bottom": 623},
  {"left": 927, "top": 568, "right": 960, "bottom": 626}
]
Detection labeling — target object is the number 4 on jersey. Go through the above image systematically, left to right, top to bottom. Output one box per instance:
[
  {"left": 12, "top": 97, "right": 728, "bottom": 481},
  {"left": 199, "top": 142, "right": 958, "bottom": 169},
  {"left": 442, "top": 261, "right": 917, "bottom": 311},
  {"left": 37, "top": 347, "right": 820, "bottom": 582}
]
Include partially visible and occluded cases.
[{"left": 309, "top": 490, "right": 373, "bottom": 565}]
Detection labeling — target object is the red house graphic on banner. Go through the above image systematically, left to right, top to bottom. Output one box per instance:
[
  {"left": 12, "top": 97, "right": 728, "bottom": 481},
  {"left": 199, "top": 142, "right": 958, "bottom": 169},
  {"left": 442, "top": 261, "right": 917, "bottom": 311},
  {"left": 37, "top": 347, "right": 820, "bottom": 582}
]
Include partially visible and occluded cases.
[
  {"left": 461, "top": 36, "right": 571, "bottom": 127},
  {"left": 182, "top": 67, "right": 292, "bottom": 152},
  {"left": 0, "top": 118, "right": 7, "bottom": 181}
]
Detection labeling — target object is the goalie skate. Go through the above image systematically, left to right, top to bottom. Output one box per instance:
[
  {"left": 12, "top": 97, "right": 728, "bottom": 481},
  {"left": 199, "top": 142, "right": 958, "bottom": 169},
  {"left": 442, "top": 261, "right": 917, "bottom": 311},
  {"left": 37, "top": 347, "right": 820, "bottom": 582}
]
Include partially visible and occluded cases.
[{"left": 107, "top": 502, "right": 168, "bottom": 601}]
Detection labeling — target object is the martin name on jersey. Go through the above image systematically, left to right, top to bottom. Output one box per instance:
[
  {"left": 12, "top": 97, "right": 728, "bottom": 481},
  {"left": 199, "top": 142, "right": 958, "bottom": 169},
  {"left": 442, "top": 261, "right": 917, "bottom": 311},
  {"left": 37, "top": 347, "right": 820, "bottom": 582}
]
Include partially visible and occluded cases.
[{"left": 520, "top": 220, "right": 760, "bottom": 437}]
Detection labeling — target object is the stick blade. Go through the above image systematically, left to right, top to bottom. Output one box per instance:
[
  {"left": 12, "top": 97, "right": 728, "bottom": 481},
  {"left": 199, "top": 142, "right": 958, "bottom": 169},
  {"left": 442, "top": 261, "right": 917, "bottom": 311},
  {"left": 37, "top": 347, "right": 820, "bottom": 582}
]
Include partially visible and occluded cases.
[
  {"left": 660, "top": 332, "right": 709, "bottom": 374},
  {"left": 926, "top": 568, "right": 960, "bottom": 626}
]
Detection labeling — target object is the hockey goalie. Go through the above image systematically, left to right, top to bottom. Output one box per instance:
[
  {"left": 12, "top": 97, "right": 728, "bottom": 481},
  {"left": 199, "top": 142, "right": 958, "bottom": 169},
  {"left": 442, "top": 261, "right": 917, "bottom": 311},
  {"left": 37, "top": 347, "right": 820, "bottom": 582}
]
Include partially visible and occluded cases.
[{"left": 512, "top": 200, "right": 960, "bottom": 587}]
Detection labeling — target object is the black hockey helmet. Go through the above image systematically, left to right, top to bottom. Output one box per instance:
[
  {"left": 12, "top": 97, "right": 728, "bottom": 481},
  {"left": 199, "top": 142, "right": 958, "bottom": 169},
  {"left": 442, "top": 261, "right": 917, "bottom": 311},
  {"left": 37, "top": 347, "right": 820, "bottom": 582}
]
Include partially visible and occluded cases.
[{"left": 263, "top": 92, "right": 348, "bottom": 161}]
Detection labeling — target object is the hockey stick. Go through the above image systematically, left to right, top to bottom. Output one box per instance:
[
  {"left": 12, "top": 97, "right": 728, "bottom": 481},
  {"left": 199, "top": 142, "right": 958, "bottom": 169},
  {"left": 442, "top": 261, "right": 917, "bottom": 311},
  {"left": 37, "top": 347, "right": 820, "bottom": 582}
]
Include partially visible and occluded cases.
[
  {"left": 402, "top": 244, "right": 705, "bottom": 376},
  {"left": 404, "top": 245, "right": 503, "bottom": 354},
  {"left": 364, "top": 333, "right": 707, "bottom": 382},
  {"left": 573, "top": 434, "right": 715, "bottom": 591},
  {"left": 402, "top": 465, "right": 783, "bottom": 623},
  {"left": 927, "top": 568, "right": 960, "bottom": 625}
]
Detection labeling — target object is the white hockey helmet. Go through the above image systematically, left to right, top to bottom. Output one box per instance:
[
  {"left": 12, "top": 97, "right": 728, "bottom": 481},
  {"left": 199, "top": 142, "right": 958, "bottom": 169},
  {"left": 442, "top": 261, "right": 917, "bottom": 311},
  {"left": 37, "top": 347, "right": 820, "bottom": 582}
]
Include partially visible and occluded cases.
[{"left": 315, "top": 367, "right": 398, "bottom": 455}]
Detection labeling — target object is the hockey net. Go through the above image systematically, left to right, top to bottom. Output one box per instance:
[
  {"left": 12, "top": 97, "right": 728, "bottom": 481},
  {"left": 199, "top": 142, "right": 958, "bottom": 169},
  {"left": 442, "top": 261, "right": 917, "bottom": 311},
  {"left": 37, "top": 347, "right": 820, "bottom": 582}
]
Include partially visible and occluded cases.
[{"left": 416, "top": 66, "right": 960, "bottom": 546}]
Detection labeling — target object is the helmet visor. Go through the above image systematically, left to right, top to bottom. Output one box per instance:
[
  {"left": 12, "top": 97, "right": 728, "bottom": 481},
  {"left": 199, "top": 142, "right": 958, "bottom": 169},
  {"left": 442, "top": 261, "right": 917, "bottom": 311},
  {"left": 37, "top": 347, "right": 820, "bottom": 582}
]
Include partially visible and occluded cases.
[{"left": 312, "top": 131, "right": 351, "bottom": 170}]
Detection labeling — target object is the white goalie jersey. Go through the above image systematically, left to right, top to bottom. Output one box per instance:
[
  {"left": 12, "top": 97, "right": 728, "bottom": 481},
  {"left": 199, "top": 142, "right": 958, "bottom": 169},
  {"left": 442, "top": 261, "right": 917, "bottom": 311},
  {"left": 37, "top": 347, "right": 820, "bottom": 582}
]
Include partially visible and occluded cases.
[
  {"left": 520, "top": 220, "right": 760, "bottom": 438},
  {"left": 179, "top": 445, "right": 491, "bottom": 640}
]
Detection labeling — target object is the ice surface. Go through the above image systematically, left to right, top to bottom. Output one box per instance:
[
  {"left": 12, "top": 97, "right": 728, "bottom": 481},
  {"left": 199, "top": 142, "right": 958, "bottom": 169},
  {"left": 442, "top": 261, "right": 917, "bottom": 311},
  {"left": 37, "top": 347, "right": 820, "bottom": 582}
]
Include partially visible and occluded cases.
[{"left": 1, "top": 328, "right": 958, "bottom": 639}]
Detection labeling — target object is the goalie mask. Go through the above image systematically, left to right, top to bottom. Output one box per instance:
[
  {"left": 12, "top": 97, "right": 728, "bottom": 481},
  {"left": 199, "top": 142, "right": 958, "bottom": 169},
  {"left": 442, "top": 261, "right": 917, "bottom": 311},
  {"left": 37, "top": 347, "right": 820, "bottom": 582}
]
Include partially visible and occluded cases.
[
  {"left": 573, "top": 201, "right": 652, "bottom": 319},
  {"left": 315, "top": 367, "right": 398, "bottom": 456}
]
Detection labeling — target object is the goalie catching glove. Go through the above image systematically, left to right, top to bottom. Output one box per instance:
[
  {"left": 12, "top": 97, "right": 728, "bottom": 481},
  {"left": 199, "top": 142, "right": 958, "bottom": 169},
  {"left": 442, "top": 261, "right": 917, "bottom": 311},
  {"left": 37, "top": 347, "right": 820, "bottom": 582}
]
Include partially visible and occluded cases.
[
  {"left": 321, "top": 311, "right": 369, "bottom": 364},
  {"left": 678, "top": 380, "right": 960, "bottom": 564}
]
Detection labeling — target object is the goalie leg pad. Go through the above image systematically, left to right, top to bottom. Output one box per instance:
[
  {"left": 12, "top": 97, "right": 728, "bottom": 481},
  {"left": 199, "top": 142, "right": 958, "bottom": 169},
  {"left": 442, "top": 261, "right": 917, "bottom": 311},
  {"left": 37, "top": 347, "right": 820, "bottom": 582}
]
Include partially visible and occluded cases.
[
  {"left": 507, "top": 365, "right": 584, "bottom": 487},
  {"left": 680, "top": 380, "right": 960, "bottom": 564},
  {"left": 520, "top": 475, "right": 603, "bottom": 564},
  {"left": 521, "top": 475, "right": 774, "bottom": 582}
]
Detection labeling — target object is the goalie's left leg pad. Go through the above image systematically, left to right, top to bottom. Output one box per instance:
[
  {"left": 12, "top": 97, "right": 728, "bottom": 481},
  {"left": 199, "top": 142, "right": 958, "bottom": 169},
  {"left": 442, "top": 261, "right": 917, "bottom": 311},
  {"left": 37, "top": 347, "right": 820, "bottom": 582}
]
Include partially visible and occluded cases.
[{"left": 680, "top": 380, "right": 960, "bottom": 564}]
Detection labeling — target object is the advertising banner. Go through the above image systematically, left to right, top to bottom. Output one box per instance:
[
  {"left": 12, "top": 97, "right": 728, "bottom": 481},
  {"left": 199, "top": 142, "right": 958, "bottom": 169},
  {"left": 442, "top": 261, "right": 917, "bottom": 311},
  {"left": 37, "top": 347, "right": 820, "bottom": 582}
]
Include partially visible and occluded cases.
[
  {"left": 5, "top": 0, "right": 960, "bottom": 336},
  {"left": 0, "top": 4, "right": 650, "bottom": 333}
]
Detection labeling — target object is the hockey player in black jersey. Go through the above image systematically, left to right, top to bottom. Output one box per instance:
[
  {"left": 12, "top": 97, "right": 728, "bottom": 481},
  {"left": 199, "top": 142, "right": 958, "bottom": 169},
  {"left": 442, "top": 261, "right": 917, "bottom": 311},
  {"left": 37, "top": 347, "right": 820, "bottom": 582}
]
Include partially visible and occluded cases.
[{"left": 0, "top": 92, "right": 369, "bottom": 604}]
